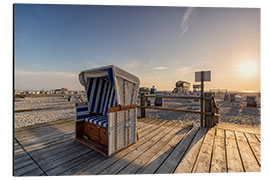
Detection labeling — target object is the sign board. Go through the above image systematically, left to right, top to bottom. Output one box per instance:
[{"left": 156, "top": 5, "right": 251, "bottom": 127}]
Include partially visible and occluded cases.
[{"left": 195, "top": 71, "right": 211, "bottom": 82}]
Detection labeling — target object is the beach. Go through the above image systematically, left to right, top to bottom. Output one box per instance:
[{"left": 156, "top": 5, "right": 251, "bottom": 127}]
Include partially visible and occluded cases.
[{"left": 14, "top": 94, "right": 260, "bottom": 128}]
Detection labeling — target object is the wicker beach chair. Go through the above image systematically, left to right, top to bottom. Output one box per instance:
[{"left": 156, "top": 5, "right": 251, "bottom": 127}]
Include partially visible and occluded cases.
[{"left": 75, "top": 65, "right": 140, "bottom": 157}]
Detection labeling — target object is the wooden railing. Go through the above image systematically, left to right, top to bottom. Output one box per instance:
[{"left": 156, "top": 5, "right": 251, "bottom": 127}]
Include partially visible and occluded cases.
[{"left": 138, "top": 93, "right": 220, "bottom": 128}]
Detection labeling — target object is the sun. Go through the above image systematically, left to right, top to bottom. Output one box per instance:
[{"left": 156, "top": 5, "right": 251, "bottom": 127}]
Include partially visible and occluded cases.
[{"left": 238, "top": 59, "right": 259, "bottom": 78}]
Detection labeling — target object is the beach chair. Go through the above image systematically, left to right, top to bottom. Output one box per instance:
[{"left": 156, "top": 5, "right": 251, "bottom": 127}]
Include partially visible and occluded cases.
[{"left": 75, "top": 65, "right": 140, "bottom": 157}]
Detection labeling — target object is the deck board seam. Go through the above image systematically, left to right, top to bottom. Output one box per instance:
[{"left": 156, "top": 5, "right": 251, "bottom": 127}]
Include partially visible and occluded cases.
[
  {"left": 94, "top": 121, "right": 169, "bottom": 175},
  {"left": 118, "top": 122, "right": 187, "bottom": 174},
  {"left": 153, "top": 125, "right": 193, "bottom": 174},
  {"left": 172, "top": 126, "right": 200, "bottom": 173},
  {"left": 191, "top": 128, "right": 206, "bottom": 173},
  {"left": 209, "top": 128, "right": 216, "bottom": 173},
  {"left": 224, "top": 129, "right": 228, "bottom": 172},
  {"left": 233, "top": 131, "right": 245, "bottom": 172},
  {"left": 243, "top": 132, "right": 261, "bottom": 167},
  {"left": 254, "top": 134, "right": 260, "bottom": 143},
  {"left": 14, "top": 137, "right": 47, "bottom": 176},
  {"left": 54, "top": 150, "right": 96, "bottom": 175}
]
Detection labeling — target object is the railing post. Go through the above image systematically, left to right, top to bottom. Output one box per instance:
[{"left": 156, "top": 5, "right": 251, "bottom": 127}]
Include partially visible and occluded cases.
[
  {"left": 200, "top": 71, "right": 205, "bottom": 127},
  {"left": 204, "top": 92, "right": 211, "bottom": 128},
  {"left": 205, "top": 92, "right": 219, "bottom": 128},
  {"left": 140, "top": 93, "right": 146, "bottom": 118}
]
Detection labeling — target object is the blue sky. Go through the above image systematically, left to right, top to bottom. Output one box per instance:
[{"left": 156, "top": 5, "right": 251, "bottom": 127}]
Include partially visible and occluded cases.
[{"left": 14, "top": 4, "right": 260, "bottom": 91}]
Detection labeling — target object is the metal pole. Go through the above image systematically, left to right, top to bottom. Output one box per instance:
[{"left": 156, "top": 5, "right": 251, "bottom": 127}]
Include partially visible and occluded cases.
[{"left": 200, "top": 71, "right": 204, "bottom": 127}]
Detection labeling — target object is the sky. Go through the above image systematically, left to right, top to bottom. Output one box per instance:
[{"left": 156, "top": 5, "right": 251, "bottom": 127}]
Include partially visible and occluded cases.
[{"left": 14, "top": 4, "right": 260, "bottom": 92}]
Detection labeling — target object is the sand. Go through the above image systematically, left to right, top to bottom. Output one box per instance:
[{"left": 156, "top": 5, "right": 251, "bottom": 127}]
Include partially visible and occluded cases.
[{"left": 14, "top": 95, "right": 260, "bottom": 128}]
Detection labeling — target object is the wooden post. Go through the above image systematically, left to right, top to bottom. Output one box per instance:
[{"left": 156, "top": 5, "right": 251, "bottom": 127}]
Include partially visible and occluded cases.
[
  {"left": 200, "top": 71, "right": 204, "bottom": 127},
  {"left": 204, "top": 92, "right": 211, "bottom": 128},
  {"left": 140, "top": 93, "right": 146, "bottom": 118}
]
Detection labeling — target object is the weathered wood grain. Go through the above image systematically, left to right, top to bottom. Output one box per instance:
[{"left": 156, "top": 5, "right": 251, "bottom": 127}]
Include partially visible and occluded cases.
[
  {"left": 78, "top": 120, "right": 170, "bottom": 175},
  {"left": 98, "top": 122, "right": 176, "bottom": 175},
  {"left": 118, "top": 123, "right": 189, "bottom": 174},
  {"left": 155, "top": 126, "right": 199, "bottom": 174},
  {"left": 174, "top": 127, "right": 207, "bottom": 173},
  {"left": 192, "top": 128, "right": 215, "bottom": 173},
  {"left": 210, "top": 128, "right": 226, "bottom": 173},
  {"left": 225, "top": 130, "right": 244, "bottom": 172},
  {"left": 234, "top": 131, "right": 260, "bottom": 172},
  {"left": 244, "top": 133, "right": 261, "bottom": 166}
]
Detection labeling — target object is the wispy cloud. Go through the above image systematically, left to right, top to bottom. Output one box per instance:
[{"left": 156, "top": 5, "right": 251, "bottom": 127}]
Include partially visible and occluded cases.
[
  {"left": 179, "top": 7, "right": 196, "bottom": 38},
  {"left": 153, "top": 66, "right": 168, "bottom": 70}
]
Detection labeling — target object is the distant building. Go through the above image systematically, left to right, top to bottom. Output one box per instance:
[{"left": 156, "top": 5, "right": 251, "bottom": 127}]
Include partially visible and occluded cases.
[{"left": 172, "top": 80, "right": 190, "bottom": 94}]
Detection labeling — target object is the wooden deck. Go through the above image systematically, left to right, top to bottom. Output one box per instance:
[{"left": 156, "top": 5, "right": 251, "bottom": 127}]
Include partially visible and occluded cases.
[{"left": 14, "top": 118, "right": 261, "bottom": 176}]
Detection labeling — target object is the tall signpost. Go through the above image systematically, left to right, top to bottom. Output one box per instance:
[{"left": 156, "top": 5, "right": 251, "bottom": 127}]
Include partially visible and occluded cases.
[{"left": 195, "top": 71, "right": 211, "bottom": 127}]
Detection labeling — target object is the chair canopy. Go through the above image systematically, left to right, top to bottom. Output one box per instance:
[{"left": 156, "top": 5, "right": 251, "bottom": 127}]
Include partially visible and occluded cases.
[{"left": 79, "top": 65, "right": 140, "bottom": 116}]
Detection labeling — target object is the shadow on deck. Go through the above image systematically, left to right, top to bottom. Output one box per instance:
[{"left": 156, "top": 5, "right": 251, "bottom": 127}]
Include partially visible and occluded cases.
[{"left": 14, "top": 118, "right": 261, "bottom": 176}]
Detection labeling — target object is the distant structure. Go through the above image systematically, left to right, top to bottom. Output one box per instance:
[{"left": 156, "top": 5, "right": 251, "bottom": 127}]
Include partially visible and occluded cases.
[
  {"left": 172, "top": 80, "right": 190, "bottom": 94},
  {"left": 193, "top": 84, "right": 201, "bottom": 93},
  {"left": 53, "top": 88, "right": 68, "bottom": 94}
]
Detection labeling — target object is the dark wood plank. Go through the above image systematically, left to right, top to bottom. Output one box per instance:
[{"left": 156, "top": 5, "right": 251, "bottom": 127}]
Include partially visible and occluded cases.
[
  {"left": 98, "top": 122, "right": 176, "bottom": 175},
  {"left": 117, "top": 123, "right": 191, "bottom": 174},
  {"left": 155, "top": 126, "right": 199, "bottom": 174},
  {"left": 174, "top": 127, "right": 207, "bottom": 173},
  {"left": 191, "top": 128, "right": 215, "bottom": 173},
  {"left": 41, "top": 147, "right": 91, "bottom": 172},
  {"left": 46, "top": 151, "right": 98, "bottom": 175},
  {"left": 14, "top": 162, "right": 40, "bottom": 176}
]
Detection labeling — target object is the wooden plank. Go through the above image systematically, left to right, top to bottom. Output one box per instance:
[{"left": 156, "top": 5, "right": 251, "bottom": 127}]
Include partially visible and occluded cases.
[
  {"left": 15, "top": 104, "right": 74, "bottom": 113},
  {"left": 108, "top": 104, "right": 137, "bottom": 112},
  {"left": 139, "top": 106, "right": 201, "bottom": 114},
  {"left": 77, "top": 120, "right": 171, "bottom": 175},
  {"left": 15, "top": 121, "right": 74, "bottom": 140},
  {"left": 98, "top": 122, "right": 176, "bottom": 175},
  {"left": 216, "top": 123, "right": 260, "bottom": 134},
  {"left": 117, "top": 124, "right": 191, "bottom": 174},
  {"left": 136, "top": 124, "right": 192, "bottom": 174},
  {"left": 155, "top": 126, "right": 199, "bottom": 174},
  {"left": 174, "top": 127, "right": 208, "bottom": 173},
  {"left": 192, "top": 128, "right": 215, "bottom": 173},
  {"left": 210, "top": 128, "right": 226, "bottom": 173},
  {"left": 16, "top": 130, "right": 74, "bottom": 149},
  {"left": 225, "top": 130, "right": 244, "bottom": 172},
  {"left": 234, "top": 131, "right": 260, "bottom": 172},
  {"left": 17, "top": 132, "right": 74, "bottom": 151},
  {"left": 244, "top": 133, "right": 261, "bottom": 166},
  {"left": 14, "top": 137, "right": 77, "bottom": 160},
  {"left": 35, "top": 144, "right": 89, "bottom": 166},
  {"left": 41, "top": 147, "right": 91, "bottom": 172},
  {"left": 46, "top": 151, "right": 98, "bottom": 175},
  {"left": 59, "top": 153, "right": 106, "bottom": 175},
  {"left": 14, "top": 162, "right": 40, "bottom": 176},
  {"left": 22, "top": 168, "right": 44, "bottom": 176}
]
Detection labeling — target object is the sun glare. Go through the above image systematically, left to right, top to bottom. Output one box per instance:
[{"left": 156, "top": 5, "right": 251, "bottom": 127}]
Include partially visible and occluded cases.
[{"left": 238, "top": 59, "right": 258, "bottom": 78}]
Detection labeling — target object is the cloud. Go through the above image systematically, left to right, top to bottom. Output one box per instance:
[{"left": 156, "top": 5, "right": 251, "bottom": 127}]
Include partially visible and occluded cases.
[
  {"left": 179, "top": 7, "right": 196, "bottom": 38},
  {"left": 153, "top": 66, "right": 168, "bottom": 70},
  {"left": 15, "top": 69, "right": 83, "bottom": 90}
]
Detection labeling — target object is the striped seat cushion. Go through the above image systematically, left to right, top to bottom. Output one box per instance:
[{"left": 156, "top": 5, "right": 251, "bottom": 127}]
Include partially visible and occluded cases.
[{"left": 85, "top": 115, "right": 108, "bottom": 128}]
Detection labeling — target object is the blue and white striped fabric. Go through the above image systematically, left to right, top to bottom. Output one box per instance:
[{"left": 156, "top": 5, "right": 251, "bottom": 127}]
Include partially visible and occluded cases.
[
  {"left": 86, "top": 77, "right": 117, "bottom": 117},
  {"left": 76, "top": 103, "right": 89, "bottom": 121},
  {"left": 85, "top": 115, "right": 108, "bottom": 128}
]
